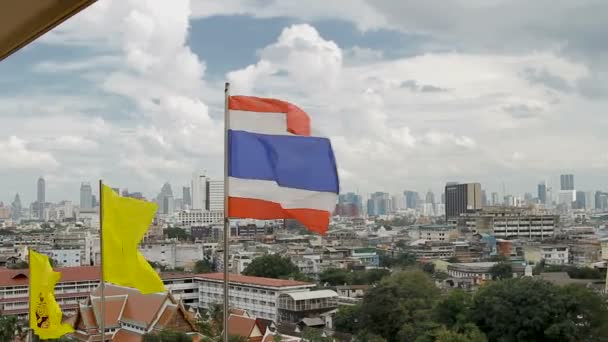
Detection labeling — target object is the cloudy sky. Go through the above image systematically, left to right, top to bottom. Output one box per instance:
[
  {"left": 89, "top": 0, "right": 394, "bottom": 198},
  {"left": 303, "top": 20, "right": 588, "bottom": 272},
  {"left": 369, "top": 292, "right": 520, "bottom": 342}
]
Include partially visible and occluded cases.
[{"left": 2, "top": 0, "right": 608, "bottom": 205}]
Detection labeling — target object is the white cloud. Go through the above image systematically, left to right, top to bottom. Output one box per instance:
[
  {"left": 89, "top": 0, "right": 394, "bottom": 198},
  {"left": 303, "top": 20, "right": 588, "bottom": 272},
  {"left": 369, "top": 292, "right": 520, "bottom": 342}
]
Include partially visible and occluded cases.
[{"left": 0, "top": 136, "right": 58, "bottom": 170}]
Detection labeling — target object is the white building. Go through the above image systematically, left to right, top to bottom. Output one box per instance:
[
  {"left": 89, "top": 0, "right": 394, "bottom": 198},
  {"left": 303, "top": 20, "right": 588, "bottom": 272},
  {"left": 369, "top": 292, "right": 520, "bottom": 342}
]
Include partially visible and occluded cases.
[
  {"left": 191, "top": 173, "right": 208, "bottom": 210},
  {"left": 209, "top": 180, "right": 224, "bottom": 211},
  {"left": 558, "top": 190, "right": 576, "bottom": 207},
  {"left": 176, "top": 210, "right": 223, "bottom": 226},
  {"left": 409, "top": 224, "right": 456, "bottom": 242},
  {"left": 139, "top": 242, "right": 206, "bottom": 270},
  {"left": 540, "top": 245, "right": 569, "bottom": 265},
  {"left": 47, "top": 248, "right": 81, "bottom": 267},
  {"left": 196, "top": 273, "right": 315, "bottom": 321}
]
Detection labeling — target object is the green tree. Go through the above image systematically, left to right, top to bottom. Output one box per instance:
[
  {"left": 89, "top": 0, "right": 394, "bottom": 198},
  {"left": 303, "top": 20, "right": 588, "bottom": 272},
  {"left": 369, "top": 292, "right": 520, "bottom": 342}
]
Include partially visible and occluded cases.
[
  {"left": 165, "top": 227, "right": 190, "bottom": 240},
  {"left": 242, "top": 254, "right": 301, "bottom": 279},
  {"left": 194, "top": 259, "right": 213, "bottom": 273},
  {"left": 8, "top": 260, "right": 28, "bottom": 269},
  {"left": 421, "top": 262, "right": 435, "bottom": 274},
  {"left": 488, "top": 262, "right": 512, "bottom": 280},
  {"left": 319, "top": 268, "right": 350, "bottom": 286},
  {"left": 359, "top": 271, "right": 440, "bottom": 342},
  {"left": 470, "top": 278, "right": 608, "bottom": 341},
  {"left": 434, "top": 290, "right": 473, "bottom": 330},
  {"left": 335, "top": 304, "right": 362, "bottom": 334},
  {"left": 0, "top": 316, "right": 22, "bottom": 342},
  {"left": 433, "top": 325, "right": 487, "bottom": 342},
  {"left": 301, "top": 327, "right": 332, "bottom": 342},
  {"left": 354, "top": 330, "right": 387, "bottom": 342}
]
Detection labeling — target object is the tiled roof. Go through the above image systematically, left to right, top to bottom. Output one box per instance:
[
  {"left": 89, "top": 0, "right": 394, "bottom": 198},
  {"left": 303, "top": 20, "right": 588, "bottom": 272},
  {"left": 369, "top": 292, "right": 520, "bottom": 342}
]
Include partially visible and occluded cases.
[
  {"left": 0, "top": 266, "right": 100, "bottom": 286},
  {"left": 196, "top": 273, "right": 312, "bottom": 288},
  {"left": 90, "top": 284, "right": 166, "bottom": 328},
  {"left": 91, "top": 295, "right": 127, "bottom": 328},
  {"left": 154, "top": 304, "right": 177, "bottom": 329},
  {"left": 228, "top": 314, "right": 257, "bottom": 337},
  {"left": 112, "top": 329, "right": 143, "bottom": 342}
]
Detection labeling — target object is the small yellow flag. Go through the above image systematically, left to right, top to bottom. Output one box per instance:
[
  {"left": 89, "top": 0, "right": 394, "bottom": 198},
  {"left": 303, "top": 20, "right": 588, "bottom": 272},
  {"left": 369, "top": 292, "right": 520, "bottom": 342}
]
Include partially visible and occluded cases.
[
  {"left": 101, "top": 184, "right": 166, "bottom": 294},
  {"left": 29, "top": 250, "right": 74, "bottom": 339}
]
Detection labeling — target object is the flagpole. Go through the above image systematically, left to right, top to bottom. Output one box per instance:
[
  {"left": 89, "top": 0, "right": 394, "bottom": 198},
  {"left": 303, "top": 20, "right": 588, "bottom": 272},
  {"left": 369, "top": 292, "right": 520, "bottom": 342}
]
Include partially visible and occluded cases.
[
  {"left": 223, "top": 82, "right": 231, "bottom": 342},
  {"left": 98, "top": 180, "right": 105, "bottom": 342}
]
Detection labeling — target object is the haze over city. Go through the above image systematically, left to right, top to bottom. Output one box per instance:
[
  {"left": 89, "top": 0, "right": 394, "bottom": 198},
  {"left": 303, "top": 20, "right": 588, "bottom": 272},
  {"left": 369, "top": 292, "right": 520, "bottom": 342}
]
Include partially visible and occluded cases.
[{"left": 2, "top": 0, "right": 608, "bottom": 204}]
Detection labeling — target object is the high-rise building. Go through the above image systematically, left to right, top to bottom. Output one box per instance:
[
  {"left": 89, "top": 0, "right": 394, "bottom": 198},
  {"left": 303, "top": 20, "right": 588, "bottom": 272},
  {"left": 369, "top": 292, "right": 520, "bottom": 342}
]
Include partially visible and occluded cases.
[
  {"left": 191, "top": 173, "right": 208, "bottom": 210},
  {"left": 560, "top": 174, "right": 574, "bottom": 191},
  {"left": 36, "top": 177, "right": 45, "bottom": 218},
  {"left": 208, "top": 180, "right": 224, "bottom": 211},
  {"left": 157, "top": 182, "right": 174, "bottom": 215},
  {"left": 537, "top": 182, "right": 547, "bottom": 204},
  {"left": 80, "top": 183, "right": 93, "bottom": 210},
  {"left": 445, "top": 183, "right": 482, "bottom": 220},
  {"left": 182, "top": 187, "right": 192, "bottom": 207},
  {"left": 425, "top": 190, "right": 435, "bottom": 209},
  {"left": 481, "top": 190, "right": 488, "bottom": 207},
  {"left": 558, "top": 190, "right": 576, "bottom": 207},
  {"left": 404, "top": 191, "right": 419, "bottom": 209},
  {"left": 575, "top": 191, "right": 586, "bottom": 209},
  {"left": 585, "top": 191, "right": 596, "bottom": 210},
  {"left": 595, "top": 191, "right": 608, "bottom": 210},
  {"left": 368, "top": 192, "right": 390, "bottom": 216},
  {"left": 491, "top": 192, "right": 499, "bottom": 206},
  {"left": 11, "top": 193, "right": 21, "bottom": 221},
  {"left": 337, "top": 193, "right": 362, "bottom": 217}
]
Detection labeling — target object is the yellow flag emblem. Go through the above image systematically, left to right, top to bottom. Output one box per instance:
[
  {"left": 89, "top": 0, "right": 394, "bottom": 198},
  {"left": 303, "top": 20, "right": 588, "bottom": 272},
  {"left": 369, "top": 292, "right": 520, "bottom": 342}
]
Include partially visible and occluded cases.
[
  {"left": 101, "top": 184, "right": 166, "bottom": 294},
  {"left": 29, "top": 250, "right": 74, "bottom": 339}
]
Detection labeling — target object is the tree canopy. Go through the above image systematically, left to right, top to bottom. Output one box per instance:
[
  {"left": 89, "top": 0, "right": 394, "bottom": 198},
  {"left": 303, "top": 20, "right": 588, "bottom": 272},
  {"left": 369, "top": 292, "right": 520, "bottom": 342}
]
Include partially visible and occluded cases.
[
  {"left": 242, "top": 254, "right": 302, "bottom": 279},
  {"left": 194, "top": 259, "right": 214, "bottom": 273},
  {"left": 488, "top": 262, "right": 513, "bottom": 280}
]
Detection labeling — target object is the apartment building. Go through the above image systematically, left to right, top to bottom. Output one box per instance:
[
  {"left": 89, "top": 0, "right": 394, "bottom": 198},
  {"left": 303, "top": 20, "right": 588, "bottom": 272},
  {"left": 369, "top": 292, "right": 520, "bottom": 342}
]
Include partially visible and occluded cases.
[
  {"left": 463, "top": 207, "right": 557, "bottom": 240},
  {"left": 196, "top": 273, "right": 315, "bottom": 321}
]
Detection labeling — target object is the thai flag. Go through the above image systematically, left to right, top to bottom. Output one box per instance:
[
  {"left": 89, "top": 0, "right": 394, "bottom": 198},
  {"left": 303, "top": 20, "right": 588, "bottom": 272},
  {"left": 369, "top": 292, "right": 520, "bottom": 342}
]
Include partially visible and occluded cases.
[{"left": 227, "top": 95, "right": 339, "bottom": 234}]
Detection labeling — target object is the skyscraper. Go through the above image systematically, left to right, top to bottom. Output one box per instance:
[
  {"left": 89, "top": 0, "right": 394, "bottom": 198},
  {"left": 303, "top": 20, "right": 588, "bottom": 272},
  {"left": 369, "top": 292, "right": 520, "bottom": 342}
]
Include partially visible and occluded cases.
[
  {"left": 191, "top": 173, "right": 208, "bottom": 210},
  {"left": 560, "top": 174, "right": 574, "bottom": 191},
  {"left": 36, "top": 177, "right": 45, "bottom": 219},
  {"left": 208, "top": 180, "right": 224, "bottom": 211},
  {"left": 157, "top": 182, "right": 174, "bottom": 215},
  {"left": 538, "top": 182, "right": 547, "bottom": 204},
  {"left": 80, "top": 183, "right": 93, "bottom": 210},
  {"left": 445, "top": 183, "right": 482, "bottom": 220},
  {"left": 182, "top": 187, "right": 192, "bottom": 207},
  {"left": 425, "top": 190, "right": 435, "bottom": 208},
  {"left": 481, "top": 190, "right": 488, "bottom": 207},
  {"left": 404, "top": 191, "right": 419, "bottom": 209},
  {"left": 575, "top": 191, "right": 586, "bottom": 209},
  {"left": 368, "top": 192, "right": 390, "bottom": 216},
  {"left": 491, "top": 192, "right": 499, "bottom": 206},
  {"left": 11, "top": 193, "right": 21, "bottom": 221}
]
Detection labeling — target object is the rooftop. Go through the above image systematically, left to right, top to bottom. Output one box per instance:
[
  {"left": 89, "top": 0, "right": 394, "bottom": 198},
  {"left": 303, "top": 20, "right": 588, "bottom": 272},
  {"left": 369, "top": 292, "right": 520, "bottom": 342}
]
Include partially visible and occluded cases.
[
  {"left": 196, "top": 273, "right": 313, "bottom": 288},
  {"left": 283, "top": 290, "right": 338, "bottom": 301}
]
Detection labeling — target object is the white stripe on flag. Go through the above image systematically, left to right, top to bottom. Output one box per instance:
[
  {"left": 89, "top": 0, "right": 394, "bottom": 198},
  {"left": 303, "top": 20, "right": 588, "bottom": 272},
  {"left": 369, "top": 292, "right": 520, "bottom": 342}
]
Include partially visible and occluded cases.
[
  {"left": 229, "top": 110, "right": 295, "bottom": 135},
  {"left": 229, "top": 177, "right": 336, "bottom": 211}
]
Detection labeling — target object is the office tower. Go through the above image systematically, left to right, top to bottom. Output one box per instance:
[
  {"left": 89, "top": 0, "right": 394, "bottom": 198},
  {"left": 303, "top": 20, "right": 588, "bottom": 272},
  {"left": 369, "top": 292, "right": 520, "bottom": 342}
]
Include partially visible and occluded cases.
[
  {"left": 191, "top": 173, "right": 208, "bottom": 210},
  {"left": 560, "top": 174, "right": 574, "bottom": 191},
  {"left": 37, "top": 177, "right": 45, "bottom": 205},
  {"left": 208, "top": 180, "right": 224, "bottom": 211},
  {"left": 157, "top": 182, "right": 174, "bottom": 215},
  {"left": 538, "top": 182, "right": 547, "bottom": 204},
  {"left": 80, "top": 183, "right": 93, "bottom": 210},
  {"left": 445, "top": 183, "right": 482, "bottom": 220},
  {"left": 182, "top": 187, "right": 192, "bottom": 207},
  {"left": 425, "top": 190, "right": 435, "bottom": 209},
  {"left": 481, "top": 190, "right": 488, "bottom": 207},
  {"left": 558, "top": 190, "right": 575, "bottom": 207},
  {"left": 404, "top": 191, "right": 419, "bottom": 209},
  {"left": 575, "top": 191, "right": 586, "bottom": 209},
  {"left": 585, "top": 191, "right": 596, "bottom": 210},
  {"left": 595, "top": 191, "right": 608, "bottom": 210},
  {"left": 368, "top": 192, "right": 390, "bottom": 216},
  {"left": 491, "top": 192, "right": 499, "bottom": 206},
  {"left": 11, "top": 193, "right": 21, "bottom": 221},
  {"left": 337, "top": 193, "right": 362, "bottom": 217},
  {"left": 441, "top": 193, "right": 445, "bottom": 204},
  {"left": 91, "top": 195, "right": 97, "bottom": 208}
]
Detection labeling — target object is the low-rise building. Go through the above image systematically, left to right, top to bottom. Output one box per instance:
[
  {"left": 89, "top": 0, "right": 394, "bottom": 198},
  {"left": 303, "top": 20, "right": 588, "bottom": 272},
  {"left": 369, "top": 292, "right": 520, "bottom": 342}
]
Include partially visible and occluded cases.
[
  {"left": 409, "top": 224, "right": 457, "bottom": 242},
  {"left": 540, "top": 245, "right": 570, "bottom": 265},
  {"left": 447, "top": 262, "right": 525, "bottom": 287},
  {"left": 196, "top": 273, "right": 315, "bottom": 321},
  {"left": 277, "top": 290, "right": 338, "bottom": 323}
]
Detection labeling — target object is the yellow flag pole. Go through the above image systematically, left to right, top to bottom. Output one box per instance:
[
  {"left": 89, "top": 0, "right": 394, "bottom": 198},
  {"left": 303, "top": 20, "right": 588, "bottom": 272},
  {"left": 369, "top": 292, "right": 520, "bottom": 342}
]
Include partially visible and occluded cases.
[
  {"left": 223, "top": 82, "right": 231, "bottom": 342},
  {"left": 98, "top": 180, "right": 105, "bottom": 341}
]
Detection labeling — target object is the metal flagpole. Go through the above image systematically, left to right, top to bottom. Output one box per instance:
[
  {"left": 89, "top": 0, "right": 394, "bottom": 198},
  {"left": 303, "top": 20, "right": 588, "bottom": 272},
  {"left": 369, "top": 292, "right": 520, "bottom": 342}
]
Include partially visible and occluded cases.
[
  {"left": 223, "top": 82, "right": 231, "bottom": 342},
  {"left": 98, "top": 180, "right": 106, "bottom": 342}
]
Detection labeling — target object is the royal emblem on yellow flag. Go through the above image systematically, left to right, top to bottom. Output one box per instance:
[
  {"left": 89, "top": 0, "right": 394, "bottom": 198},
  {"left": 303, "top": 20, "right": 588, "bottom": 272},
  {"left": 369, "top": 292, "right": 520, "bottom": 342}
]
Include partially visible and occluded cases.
[
  {"left": 101, "top": 184, "right": 166, "bottom": 294},
  {"left": 29, "top": 250, "right": 74, "bottom": 339}
]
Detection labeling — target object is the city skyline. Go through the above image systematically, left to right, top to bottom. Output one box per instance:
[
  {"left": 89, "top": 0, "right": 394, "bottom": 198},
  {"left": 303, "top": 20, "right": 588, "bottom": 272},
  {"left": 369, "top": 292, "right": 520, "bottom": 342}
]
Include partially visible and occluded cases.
[{"left": 2, "top": 1, "right": 608, "bottom": 205}]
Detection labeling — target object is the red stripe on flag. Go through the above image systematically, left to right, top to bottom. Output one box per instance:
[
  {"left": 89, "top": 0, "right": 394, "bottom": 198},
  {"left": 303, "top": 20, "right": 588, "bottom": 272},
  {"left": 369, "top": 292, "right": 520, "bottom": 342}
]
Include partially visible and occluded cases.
[
  {"left": 228, "top": 96, "right": 311, "bottom": 136},
  {"left": 228, "top": 197, "right": 329, "bottom": 234}
]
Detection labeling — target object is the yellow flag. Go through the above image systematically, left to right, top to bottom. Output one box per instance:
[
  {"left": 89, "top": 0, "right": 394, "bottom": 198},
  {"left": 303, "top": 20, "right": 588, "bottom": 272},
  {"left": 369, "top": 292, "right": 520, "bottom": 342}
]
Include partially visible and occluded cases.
[
  {"left": 101, "top": 184, "right": 166, "bottom": 294},
  {"left": 29, "top": 250, "right": 74, "bottom": 339}
]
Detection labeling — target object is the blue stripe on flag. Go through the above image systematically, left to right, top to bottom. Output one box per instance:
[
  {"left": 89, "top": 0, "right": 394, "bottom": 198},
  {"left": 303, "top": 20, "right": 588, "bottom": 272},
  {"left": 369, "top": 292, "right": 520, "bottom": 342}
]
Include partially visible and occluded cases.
[{"left": 228, "top": 130, "right": 339, "bottom": 193}]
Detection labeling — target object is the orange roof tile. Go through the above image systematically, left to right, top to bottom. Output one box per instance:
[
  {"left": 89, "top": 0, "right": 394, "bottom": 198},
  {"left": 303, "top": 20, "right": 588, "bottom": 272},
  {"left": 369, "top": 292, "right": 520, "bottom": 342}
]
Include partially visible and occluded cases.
[
  {"left": 196, "top": 273, "right": 312, "bottom": 288},
  {"left": 90, "top": 284, "right": 167, "bottom": 328},
  {"left": 91, "top": 295, "right": 127, "bottom": 328},
  {"left": 154, "top": 304, "right": 177, "bottom": 329},
  {"left": 228, "top": 314, "right": 257, "bottom": 337},
  {"left": 112, "top": 329, "right": 142, "bottom": 342}
]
